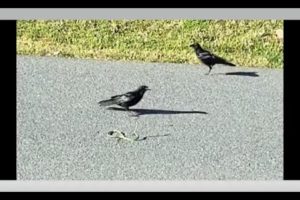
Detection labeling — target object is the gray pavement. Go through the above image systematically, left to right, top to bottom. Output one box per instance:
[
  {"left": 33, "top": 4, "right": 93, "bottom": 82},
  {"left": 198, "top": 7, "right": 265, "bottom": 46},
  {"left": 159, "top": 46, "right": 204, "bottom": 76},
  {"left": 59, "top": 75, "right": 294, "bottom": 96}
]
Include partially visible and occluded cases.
[{"left": 17, "top": 56, "right": 283, "bottom": 180}]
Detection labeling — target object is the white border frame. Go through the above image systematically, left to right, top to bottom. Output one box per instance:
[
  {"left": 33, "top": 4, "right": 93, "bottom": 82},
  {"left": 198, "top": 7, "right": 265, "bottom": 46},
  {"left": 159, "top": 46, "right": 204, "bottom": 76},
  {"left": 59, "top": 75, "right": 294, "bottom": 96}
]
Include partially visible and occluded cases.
[
  {"left": 1, "top": 8, "right": 300, "bottom": 19},
  {"left": 10, "top": 8, "right": 296, "bottom": 191},
  {"left": 0, "top": 181, "right": 300, "bottom": 192}
]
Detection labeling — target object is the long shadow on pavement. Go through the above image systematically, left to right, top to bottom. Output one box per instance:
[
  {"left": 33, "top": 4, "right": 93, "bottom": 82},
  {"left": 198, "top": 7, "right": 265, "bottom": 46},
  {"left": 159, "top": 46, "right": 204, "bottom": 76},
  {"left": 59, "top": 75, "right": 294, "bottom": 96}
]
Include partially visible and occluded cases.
[
  {"left": 212, "top": 71, "right": 259, "bottom": 77},
  {"left": 106, "top": 107, "right": 208, "bottom": 116}
]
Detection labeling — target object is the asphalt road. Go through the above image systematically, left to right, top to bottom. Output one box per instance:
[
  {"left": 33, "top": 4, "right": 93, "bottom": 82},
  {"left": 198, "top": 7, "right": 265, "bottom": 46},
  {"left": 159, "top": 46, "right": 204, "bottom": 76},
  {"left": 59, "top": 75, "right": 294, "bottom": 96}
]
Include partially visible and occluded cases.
[{"left": 17, "top": 56, "right": 283, "bottom": 180}]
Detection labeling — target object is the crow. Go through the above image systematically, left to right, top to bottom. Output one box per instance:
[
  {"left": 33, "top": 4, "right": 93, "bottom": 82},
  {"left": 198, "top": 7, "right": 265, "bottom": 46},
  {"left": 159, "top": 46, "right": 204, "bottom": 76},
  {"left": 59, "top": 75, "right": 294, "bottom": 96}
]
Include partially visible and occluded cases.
[
  {"left": 190, "top": 43, "right": 236, "bottom": 75},
  {"left": 98, "top": 85, "right": 150, "bottom": 110}
]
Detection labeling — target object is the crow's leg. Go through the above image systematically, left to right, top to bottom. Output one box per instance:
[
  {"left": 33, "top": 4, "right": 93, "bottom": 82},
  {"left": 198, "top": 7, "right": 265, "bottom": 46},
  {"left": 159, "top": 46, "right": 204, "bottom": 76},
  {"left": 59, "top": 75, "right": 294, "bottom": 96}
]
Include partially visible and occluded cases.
[
  {"left": 206, "top": 66, "right": 212, "bottom": 75},
  {"left": 126, "top": 107, "right": 139, "bottom": 117},
  {"left": 129, "top": 111, "right": 139, "bottom": 117},
  {"left": 132, "top": 120, "right": 140, "bottom": 140}
]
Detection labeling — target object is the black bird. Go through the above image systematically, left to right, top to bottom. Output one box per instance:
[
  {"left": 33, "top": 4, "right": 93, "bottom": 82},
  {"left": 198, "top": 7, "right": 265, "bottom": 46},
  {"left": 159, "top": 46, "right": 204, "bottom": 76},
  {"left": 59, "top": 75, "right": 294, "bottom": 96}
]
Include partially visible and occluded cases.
[
  {"left": 190, "top": 43, "right": 236, "bottom": 75},
  {"left": 98, "top": 85, "right": 150, "bottom": 110}
]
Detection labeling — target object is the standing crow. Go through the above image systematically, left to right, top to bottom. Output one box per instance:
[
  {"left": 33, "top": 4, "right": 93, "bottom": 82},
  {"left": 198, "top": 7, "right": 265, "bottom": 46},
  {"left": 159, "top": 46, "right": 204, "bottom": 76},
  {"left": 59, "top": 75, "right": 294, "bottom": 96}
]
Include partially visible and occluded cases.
[
  {"left": 190, "top": 43, "right": 236, "bottom": 75},
  {"left": 98, "top": 85, "right": 150, "bottom": 110}
]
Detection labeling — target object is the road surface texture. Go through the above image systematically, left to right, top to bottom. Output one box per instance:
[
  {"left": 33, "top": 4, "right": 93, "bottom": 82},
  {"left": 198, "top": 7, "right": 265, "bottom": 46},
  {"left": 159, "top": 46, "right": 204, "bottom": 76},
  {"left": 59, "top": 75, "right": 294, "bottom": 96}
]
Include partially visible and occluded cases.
[{"left": 17, "top": 56, "right": 283, "bottom": 180}]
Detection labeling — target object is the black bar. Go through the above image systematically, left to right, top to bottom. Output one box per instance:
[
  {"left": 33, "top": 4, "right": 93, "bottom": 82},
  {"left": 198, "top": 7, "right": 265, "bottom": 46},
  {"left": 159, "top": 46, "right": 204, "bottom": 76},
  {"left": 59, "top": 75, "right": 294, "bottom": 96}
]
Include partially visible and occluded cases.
[
  {"left": 0, "top": 20, "right": 17, "bottom": 180},
  {"left": 283, "top": 20, "right": 300, "bottom": 180}
]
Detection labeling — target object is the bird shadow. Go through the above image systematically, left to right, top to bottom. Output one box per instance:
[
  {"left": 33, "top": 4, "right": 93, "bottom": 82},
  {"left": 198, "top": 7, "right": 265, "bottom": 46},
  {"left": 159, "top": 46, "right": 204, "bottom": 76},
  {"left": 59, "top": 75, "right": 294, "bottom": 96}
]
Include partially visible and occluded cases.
[
  {"left": 212, "top": 71, "right": 259, "bottom": 77},
  {"left": 106, "top": 107, "right": 208, "bottom": 116}
]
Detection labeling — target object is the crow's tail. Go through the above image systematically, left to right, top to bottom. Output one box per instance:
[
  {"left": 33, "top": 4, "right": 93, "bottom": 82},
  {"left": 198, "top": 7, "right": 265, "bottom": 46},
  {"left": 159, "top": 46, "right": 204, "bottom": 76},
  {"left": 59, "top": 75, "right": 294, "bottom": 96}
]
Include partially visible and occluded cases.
[
  {"left": 215, "top": 55, "right": 236, "bottom": 67},
  {"left": 223, "top": 61, "right": 236, "bottom": 66},
  {"left": 98, "top": 99, "right": 115, "bottom": 106}
]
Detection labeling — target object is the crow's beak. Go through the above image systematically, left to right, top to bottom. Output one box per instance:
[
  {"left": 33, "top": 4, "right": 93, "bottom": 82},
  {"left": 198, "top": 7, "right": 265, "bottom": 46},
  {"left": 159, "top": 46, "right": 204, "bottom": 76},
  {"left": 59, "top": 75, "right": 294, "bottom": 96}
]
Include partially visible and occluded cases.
[
  {"left": 189, "top": 44, "right": 194, "bottom": 47},
  {"left": 146, "top": 88, "right": 151, "bottom": 91}
]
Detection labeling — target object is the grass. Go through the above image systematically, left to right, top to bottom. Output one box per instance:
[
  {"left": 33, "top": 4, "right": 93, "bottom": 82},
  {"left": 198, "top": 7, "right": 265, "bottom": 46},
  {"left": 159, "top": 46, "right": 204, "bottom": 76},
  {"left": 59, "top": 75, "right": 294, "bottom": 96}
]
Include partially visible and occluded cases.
[{"left": 17, "top": 20, "right": 283, "bottom": 68}]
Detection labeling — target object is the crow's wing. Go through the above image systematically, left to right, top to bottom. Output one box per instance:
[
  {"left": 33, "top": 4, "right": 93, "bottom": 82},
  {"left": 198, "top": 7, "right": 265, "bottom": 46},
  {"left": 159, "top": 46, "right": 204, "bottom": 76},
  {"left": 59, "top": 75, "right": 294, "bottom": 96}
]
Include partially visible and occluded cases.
[
  {"left": 198, "top": 51, "right": 214, "bottom": 60},
  {"left": 111, "top": 92, "right": 135, "bottom": 104}
]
